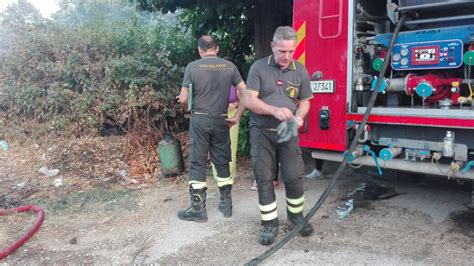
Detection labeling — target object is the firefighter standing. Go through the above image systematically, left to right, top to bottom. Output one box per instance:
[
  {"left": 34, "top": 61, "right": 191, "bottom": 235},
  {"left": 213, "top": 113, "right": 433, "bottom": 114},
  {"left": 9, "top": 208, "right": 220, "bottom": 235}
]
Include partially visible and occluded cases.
[
  {"left": 245, "top": 26, "right": 314, "bottom": 245},
  {"left": 176, "top": 35, "right": 246, "bottom": 222}
]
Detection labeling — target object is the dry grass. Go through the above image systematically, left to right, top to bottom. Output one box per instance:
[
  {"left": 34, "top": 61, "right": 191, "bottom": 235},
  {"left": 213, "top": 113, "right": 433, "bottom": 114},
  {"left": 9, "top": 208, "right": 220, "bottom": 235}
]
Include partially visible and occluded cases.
[{"left": 0, "top": 132, "right": 190, "bottom": 208}]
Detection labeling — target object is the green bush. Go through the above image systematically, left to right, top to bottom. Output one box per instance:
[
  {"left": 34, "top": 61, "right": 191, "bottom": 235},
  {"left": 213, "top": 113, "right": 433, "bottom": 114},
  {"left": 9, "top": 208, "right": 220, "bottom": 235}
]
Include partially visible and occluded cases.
[
  {"left": 0, "top": 1, "right": 195, "bottom": 136},
  {"left": 237, "top": 110, "right": 250, "bottom": 156}
]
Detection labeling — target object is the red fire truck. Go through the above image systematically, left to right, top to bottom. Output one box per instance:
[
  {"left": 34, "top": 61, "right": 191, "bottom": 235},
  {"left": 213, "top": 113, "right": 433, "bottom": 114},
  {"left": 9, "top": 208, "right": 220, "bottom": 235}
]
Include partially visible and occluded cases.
[{"left": 293, "top": 0, "right": 474, "bottom": 199}]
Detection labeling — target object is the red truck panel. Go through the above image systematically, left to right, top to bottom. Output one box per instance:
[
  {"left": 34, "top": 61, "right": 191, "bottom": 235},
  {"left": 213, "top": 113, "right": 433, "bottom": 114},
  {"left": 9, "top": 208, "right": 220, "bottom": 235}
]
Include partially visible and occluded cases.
[{"left": 294, "top": 0, "right": 349, "bottom": 151}]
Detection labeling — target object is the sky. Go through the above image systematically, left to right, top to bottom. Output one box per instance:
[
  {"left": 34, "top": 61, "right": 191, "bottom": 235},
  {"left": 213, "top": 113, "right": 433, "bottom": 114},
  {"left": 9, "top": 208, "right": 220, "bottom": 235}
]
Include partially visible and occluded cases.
[{"left": 0, "top": 0, "right": 60, "bottom": 17}]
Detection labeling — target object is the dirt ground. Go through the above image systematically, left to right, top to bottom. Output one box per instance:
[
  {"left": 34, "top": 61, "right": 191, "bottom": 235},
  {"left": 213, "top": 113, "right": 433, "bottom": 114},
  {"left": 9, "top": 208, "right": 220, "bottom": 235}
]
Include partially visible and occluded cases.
[{"left": 1, "top": 136, "right": 473, "bottom": 264}]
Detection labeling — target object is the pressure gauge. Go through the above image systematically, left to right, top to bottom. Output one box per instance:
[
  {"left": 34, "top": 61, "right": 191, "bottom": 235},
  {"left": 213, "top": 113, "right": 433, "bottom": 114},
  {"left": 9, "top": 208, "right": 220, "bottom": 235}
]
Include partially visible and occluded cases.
[
  {"left": 400, "top": 47, "right": 409, "bottom": 56},
  {"left": 392, "top": 53, "right": 401, "bottom": 61},
  {"left": 401, "top": 57, "right": 409, "bottom": 66}
]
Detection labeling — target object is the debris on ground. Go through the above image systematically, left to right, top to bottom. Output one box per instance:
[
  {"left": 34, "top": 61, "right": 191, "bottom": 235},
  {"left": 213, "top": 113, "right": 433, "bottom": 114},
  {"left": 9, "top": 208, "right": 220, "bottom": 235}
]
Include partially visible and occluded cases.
[
  {"left": 0, "top": 111, "right": 187, "bottom": 208},
  {"left": 0, "top": 133, "right": 191, "bottom": 208},
  {"left": 47, "top": 136, "right": 127, "bottom": 181},
  {"left": 0, "top": 139, "right": 9, "bottom": 151},
  {"left": 38, "top": 166, "right": 60, "bottom": 177},
  {"left": 53, "top": 178, "right": 64, "bottom": 188},
  {"left": 336, "top": 181, "right": 402, "bottom": 219},
  {"left": 343, "top": 181, "right": 401, "bottom": 203},
  {"left": 16, "top": 182, "right": 27, "bottom": 189},
  {"left": 336, "top": 199, "right": 354, "bottom": 219},
  {"left": 69, "top": 237, "right": 78, "bottom": 245}
]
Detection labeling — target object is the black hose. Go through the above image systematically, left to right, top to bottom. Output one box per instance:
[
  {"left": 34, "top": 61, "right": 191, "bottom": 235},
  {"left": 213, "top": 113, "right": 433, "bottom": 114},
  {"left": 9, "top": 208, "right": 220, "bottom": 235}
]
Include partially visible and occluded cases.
[{"left": 245, "top": 15, "right": 408, "bottom": 266}]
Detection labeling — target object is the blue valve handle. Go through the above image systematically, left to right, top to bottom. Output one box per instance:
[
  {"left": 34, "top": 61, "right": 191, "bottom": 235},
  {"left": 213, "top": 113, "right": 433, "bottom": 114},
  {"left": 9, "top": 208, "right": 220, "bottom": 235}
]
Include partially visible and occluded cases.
[
  {"left": 343, "top": 145, "right": 383, "bottom": 176},
  {"left": 363, "top": 145, "right": 383, "bottom": 176},
  {"left": 463, "top": 161, "right": 474, "bottom": 174}
]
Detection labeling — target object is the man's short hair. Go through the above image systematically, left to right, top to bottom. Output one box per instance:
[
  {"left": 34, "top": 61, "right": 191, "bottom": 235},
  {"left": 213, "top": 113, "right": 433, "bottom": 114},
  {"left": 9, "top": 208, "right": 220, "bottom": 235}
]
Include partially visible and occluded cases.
[
  {"left": 272, "top": 26, "right": 297, "bottom": 42},
  {"left": 198, "top": 35, "right": 218, "bottom": 51}
]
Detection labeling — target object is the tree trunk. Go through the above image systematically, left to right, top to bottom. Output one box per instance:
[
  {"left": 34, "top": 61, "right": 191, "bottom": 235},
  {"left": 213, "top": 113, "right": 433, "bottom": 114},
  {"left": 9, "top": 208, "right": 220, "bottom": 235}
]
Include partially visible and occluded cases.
[{"left": 254, "top": 0, "right": 293, "bottom": 59}]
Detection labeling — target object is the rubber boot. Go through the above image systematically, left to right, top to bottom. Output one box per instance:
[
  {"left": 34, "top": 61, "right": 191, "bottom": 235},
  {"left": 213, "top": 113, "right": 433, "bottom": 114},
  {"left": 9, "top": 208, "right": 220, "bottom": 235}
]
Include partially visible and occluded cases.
[
  {"left": 218, "top": 185, "right": 232, "bottom": 217},
  {"left": 177, "top": 188, "right": 207, "bottom": 223},
  {"left": 287, "top": 211, "right": 314, "bottom": 237},
  {"left": 259, "top": 219, "right": 279, "bottom": 246}
]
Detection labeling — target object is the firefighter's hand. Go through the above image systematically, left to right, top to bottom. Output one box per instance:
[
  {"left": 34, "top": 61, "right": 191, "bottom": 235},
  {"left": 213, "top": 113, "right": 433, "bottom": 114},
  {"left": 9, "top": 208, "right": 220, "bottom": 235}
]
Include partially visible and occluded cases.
[
  {"left": 176, "top": 94, "right": 186, "bottom": 107},
  {"left": 228, "top": 102, "right": 238, "bottom": 112},
  {"left": 273, "top": 107, "right": 293, "bottom": 121},
  {"left": 225, "top": 115, "right": 239, "bottom": 128},
  {"left": 295, "top": 116, "right": 304, "bottom": 128},
  {"left": 276, "top": 117, "right": 298, "bottom": 143}
]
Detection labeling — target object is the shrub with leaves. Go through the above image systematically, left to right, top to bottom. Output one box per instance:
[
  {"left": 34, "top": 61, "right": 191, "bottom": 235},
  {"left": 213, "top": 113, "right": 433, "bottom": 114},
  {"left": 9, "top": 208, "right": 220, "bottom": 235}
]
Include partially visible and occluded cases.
[
  {"left": 0, "top": 1, "right": 195, "bottom": 138},
  {"left": 0, "top": 1, "right": 199, "bottom": 178},
  {"left": 237, "top": 110, "right": 251, "bottom": 156}
]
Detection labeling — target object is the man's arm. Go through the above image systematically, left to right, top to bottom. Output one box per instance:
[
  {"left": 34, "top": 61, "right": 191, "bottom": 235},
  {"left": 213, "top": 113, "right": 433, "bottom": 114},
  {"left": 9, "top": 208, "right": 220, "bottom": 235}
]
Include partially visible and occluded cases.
[
  {"left": 178, "top": 63, "right": 191, "bottom": 107},
  {"left": 225, "top": 81, "right": 246, "bottom": 127},
  {"left": 233, "top": 81, "right": 247, "bottom": 118},
  {"left": 176, "top": 87, "right": 189, "bottom": 107},
  {"left": 245, "top": 90, "right": 293, "bottom": 121},
  {"left": 294, "top": 99, "right": 310, "bottom": 128}
]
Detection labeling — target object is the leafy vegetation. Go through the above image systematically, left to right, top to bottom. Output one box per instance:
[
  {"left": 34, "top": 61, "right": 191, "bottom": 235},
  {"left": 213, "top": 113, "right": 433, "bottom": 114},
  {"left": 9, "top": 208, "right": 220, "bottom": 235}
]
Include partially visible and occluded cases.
[
  {"left": 0, "top": 0, "right": 258, "bottom": 160},
  {"left": 134, "top": 0, "right": 294, "bottom": 156},
  {"left": 135, "top": 0, "right": 293, "bottom": 62},
  {"left": 0, "top": 1, "right": 194, "bottom": 139},
  {"left": 237, "top": 111, "right": 251, "bottom": 156}
]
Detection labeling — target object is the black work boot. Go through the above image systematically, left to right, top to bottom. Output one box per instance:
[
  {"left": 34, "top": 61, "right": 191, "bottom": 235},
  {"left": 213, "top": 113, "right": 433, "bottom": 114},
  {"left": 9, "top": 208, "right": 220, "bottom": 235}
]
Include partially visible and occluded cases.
[
  {"left": 218, "top": 185, "right": 232, "bottom": 217},
  {"left": 177, "top": 188, "right": 207, "bottom": 223},
  {"left": 287, "top": 211, "right": 314, "bottom": 237},
  {"left": 259, "top": 219, "right": 279, "bottom": 245}
]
